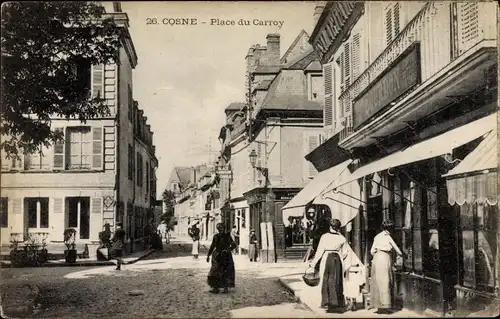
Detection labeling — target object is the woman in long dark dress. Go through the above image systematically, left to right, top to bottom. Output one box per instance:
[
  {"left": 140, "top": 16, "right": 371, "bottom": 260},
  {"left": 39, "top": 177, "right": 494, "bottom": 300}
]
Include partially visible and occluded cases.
[
  {"left": 310, "top": 218, "right": 350, "bottom": 313},
  {"left": 206, "top": 223, "right": 237, "bottom": 294}
]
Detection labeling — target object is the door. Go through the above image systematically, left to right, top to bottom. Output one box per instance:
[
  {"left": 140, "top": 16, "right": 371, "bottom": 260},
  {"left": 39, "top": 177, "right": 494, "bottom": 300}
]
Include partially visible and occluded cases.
[{"left": 66, "top": 197, "right": 90, "bottom": 240}]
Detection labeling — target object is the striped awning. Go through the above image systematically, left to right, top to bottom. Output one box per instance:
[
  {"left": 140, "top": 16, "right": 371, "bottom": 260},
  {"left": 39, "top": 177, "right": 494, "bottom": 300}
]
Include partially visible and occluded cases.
[{"left": 443, "top": 127, "right": 498, "bottom": 206}]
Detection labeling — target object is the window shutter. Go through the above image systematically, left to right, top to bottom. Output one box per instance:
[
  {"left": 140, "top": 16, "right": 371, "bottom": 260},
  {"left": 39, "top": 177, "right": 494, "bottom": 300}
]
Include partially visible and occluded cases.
[
  {"left": 457, "top": 2, "right": 479, "bottom": 54},
  {"left": 393, "top": 3, "right": 401, "bottom": 36},
  {"left": 385, "top": 7, "right": 393, "bottom": 45},
  {"left": 352, "top": 33, "right": 361, "bottom": 81},
  {"left": 344, "top": 42, "right": 351, "bottom": 87},
  {"left": 323, "top": 62, "right": 334, "bottom": 127},
  {"left": 91, "top": 64, "right": 104, "bottom": 98},
  {"left": 91, "top": 127, "right": 103, "bottom": 170},
  {"left": 53, "top": 128, "right": 65, "bottom": 170},
  {"left": 307, "top": 135, "right": 319, "bottom": 178},
  {"left": 91, "top": 197, "right": 102, "bottom": 241}
]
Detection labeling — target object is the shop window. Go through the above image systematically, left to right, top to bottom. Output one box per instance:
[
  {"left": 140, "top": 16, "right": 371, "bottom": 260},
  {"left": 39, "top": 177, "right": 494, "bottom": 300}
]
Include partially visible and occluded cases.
[
  {"left": 424, "top": 186, "right": 440, "bottom": 278},
  {"left": 459, "top": 202, "right": 497, "bottom": 292},
  {"left": 286, "top": 216, "right": 313, "bottom": 246}
]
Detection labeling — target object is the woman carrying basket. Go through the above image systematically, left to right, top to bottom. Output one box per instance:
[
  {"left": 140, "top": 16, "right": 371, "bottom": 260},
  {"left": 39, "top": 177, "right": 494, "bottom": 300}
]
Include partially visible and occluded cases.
[{"left": 309, "top": 218, "right": 350, "bottom": 313}]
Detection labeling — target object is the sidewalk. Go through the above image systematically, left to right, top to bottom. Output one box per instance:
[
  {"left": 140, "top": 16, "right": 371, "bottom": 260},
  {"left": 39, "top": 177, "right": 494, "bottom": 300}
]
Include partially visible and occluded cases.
[
  {"left": 0, "top": 248, "right": 155, "bottom": 268},
  {"left": 277, "top": 268, "right": 426, "bottom": 318}
]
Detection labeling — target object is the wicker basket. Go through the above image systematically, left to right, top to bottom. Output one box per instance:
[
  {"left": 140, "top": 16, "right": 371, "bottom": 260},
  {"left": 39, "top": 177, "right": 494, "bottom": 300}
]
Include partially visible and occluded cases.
[{"left": 302, "top": 265, "right": 320, "bottom": 287}]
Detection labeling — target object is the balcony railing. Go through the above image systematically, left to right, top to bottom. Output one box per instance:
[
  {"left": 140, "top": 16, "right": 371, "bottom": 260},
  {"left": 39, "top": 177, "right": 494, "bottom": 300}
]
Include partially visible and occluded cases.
[{"left": 339, "top": 1, "right": 497, "bottom": 140}]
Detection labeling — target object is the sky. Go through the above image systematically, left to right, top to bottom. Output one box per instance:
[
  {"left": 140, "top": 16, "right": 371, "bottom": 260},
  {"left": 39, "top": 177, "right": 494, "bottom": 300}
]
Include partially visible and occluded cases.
[{"left": 120, "top": 1, "right": 319, "bottom": 196}]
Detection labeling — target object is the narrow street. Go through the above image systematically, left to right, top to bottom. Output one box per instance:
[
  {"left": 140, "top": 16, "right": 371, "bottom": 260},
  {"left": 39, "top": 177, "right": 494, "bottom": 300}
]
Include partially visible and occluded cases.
[{"left": 0, "top": 241, "right": 314, "bottom": 319}]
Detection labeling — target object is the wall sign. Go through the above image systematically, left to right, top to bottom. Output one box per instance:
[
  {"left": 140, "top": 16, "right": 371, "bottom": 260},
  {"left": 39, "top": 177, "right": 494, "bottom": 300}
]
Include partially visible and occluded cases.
[{"left": 353, "top": 43, "right": 421, "bottom": 129}]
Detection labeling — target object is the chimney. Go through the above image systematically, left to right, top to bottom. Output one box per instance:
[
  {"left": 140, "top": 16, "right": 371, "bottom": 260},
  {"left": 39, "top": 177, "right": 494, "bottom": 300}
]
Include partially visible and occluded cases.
[
  {"left": 313, "top": 2, "right": 326, "bottom": 27},
  {"left": 266, "top": 33, "right": 280, "bottom": 66}
]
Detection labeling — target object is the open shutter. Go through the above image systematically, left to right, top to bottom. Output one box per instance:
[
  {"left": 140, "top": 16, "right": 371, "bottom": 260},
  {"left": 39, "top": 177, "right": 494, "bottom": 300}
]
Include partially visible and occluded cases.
[
  {"left": 393, "top": 2, "right": 401, "bottom": 36},
  {"left": 385, "top": 6, "right": 393, "bottom": 45},
  {"left": 352, "top": 33, "right": 361, "bottom": 82},
  {"left": 323, "top": 62, "right": 334, "bottom": 127},
  {"left": 91, "top": 64, "right": 104, "bottom": 99},
  {"left": 91, "top": 127, "right": 103, "bottom": 170},
  {"left": 53, "top": 128, "right": 65, "bottom": 170},
  {"left": 308, "top": 135, "right": 319, "bottom": 178},
  {"left": 90, "top": 197, "right": 102, "bottom": 241}
]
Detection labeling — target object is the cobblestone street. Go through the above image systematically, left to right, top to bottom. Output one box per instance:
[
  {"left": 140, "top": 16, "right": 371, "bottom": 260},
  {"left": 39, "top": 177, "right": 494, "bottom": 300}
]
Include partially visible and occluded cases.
[{"left": 0, "top": 242, "right": 314, "bottom": 318}]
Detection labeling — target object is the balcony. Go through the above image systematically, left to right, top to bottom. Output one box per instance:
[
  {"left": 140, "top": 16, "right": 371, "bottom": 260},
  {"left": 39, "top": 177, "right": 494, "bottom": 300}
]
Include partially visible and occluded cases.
[{"left": 339, "top": 2, "right": 497, "bottom": 149}]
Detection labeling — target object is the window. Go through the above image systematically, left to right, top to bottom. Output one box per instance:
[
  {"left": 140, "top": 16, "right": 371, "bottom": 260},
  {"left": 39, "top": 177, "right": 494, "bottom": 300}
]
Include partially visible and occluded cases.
[
  {"left": 385, "top": 2, "right": 401, "bottom": 45},
  {"left": 309, "top": 74, "right": 324, "bottom": 101},
  {"left": 127, "top": 85, "right": 133, "bottom": 122},
  {"left": 66, "top": 127, "right": 91, "bottom": 170},
  {"left": 128, "top": 144, "right": 133, "bottom": 180},
  {"left": 24, "top": 146, "right": 51, "bottom": 170},
  {"left": 136, "top": 153, "right": 143, "bottom": 187},
  {"left": 146, "top": 162, "right": 149, "bottom": 194},
  {"left": 0, "top": 198, "right": 8, "bottom": 228},
  {"left": 25, "top": 198, "right": 49, "bottom": 228},
  {"left": 459, "top": 202, "right": 497, "bottom": 292}
]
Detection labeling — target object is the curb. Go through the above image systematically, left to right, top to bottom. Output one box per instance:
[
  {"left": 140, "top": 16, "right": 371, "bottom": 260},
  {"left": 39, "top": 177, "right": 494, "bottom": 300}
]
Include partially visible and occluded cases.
[
  {"left": 0, "top": 249, "right": 156, "bottom": 269},
  {"left": 277, "top": 277, "right": 314, "bottom": 313}
]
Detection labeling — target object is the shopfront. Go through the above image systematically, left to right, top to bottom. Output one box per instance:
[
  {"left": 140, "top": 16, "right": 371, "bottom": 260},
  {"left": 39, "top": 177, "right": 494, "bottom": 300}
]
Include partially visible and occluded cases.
[{"left": 443, "top": 126, "right": 499, "bottom": 317}]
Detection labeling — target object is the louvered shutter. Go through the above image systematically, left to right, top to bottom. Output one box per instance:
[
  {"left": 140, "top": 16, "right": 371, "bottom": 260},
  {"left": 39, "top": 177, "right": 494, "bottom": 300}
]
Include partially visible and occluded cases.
[
  {"left": 457, "top": 2, "right": 479, "bottom": 54},
  {"left": 393, "top": 3, "right": 401, "bottom": 36},
  {"left": 385, "top": 7, "right": 393, "bottom": 45},
  {"left": 352, "top": 33, "right": 361, "bottom": 81},
  {"left": 344, "top": 42, "right": 351, "bottom": 87},
  {"left": 323, "top": 62, "right": 334, "bottom": 127},
  {"left": 91, "top": 64, "right": 104, "bottom": 99},
  {"left": 91, "top": 127, "right": 103, "bottom": 170},
  {"left": 53, "top": 128, "right": 65, "bottom": 170},
  {"left": 307, "top": 135, "right": 319, "bottom": 178},
  {"left": 90, "top": 197, "right": 102, "bottom": 241}
]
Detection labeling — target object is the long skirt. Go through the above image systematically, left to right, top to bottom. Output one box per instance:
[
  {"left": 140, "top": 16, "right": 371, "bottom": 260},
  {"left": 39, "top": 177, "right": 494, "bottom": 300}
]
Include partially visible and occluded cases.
[
  {"left": 192, "top": 240, "right": 200, "bottom": 255},
  {"left": 248, "top": 244, "right": 257, "bottom": 261},
  {"left": 207, "top": 250, "right": 236, "bottom": 288},
  {"left": 371, "top": 250, "right": 393, "bottom": 309},
  {"left": 320, "top": 252, "right": 344, "bottom": 309}
]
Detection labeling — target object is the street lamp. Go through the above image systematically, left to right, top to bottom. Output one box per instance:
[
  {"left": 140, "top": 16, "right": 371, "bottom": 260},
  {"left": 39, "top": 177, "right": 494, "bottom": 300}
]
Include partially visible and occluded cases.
[{"left": 249, "top": 149, "right": 268, "bottom": 178}]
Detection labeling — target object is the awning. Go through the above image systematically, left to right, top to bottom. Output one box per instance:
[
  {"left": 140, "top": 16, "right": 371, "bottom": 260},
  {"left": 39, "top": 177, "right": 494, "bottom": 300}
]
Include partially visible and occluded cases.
[
  {"left": 321, "top": 113, "right": 497, "bottom": 195},
  {"left": 443, "top": 128, "right": 498, "bottom": 205},
  {"left": 281, "top": 160, "right": 352, "bottom": 224},
  {"left": 313, "top": 173, "right": 362, "bottom": 227}
]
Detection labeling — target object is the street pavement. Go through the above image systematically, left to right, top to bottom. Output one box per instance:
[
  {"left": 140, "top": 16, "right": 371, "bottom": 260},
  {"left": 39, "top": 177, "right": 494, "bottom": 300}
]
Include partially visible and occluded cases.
[{"left": 0, "top": 239, "right": 314, "bottom": 319}]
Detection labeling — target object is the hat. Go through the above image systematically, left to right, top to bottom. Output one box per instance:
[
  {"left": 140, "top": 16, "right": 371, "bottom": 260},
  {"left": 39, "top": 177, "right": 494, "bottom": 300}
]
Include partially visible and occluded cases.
[
  {"left": 307, "top": 207, "right": 315, "bottom": 213},
  {"left": 250, "top": 229, "right": 255, "bottom": 232}
]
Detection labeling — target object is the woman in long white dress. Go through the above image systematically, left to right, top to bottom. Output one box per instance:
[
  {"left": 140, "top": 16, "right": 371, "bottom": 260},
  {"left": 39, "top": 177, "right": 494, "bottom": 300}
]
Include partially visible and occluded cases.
[
  {"left": 310, "top": 218, "right": 351, "bottom": 313},
  {"left": 370, "top": 219, "right": 403, "bottom": 314}
]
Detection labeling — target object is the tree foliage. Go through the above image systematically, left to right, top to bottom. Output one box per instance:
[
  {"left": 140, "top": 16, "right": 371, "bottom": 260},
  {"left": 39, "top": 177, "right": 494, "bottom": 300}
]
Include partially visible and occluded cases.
[
  {"left": 1, "top": 1, "right": 123, "bottom": 157},
  {"left": 161, "top": 189, "right": 176, "bottom": 223}
]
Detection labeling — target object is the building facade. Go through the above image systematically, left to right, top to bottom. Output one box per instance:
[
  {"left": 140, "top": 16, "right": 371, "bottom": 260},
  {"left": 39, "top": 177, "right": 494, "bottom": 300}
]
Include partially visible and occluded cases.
[
  {"left": 302, "top": 1, "right": 498, "bottom": 316},
  {"left": 0, "top": 3, "right": 158, "bottom": 255}
]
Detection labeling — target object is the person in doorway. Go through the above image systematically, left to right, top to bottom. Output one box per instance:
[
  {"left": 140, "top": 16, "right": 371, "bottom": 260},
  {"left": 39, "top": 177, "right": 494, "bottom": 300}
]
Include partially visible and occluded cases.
[
  {"left": 310, "top": 218, "right": 350, "bottom": 313},
  {"left": 370, "top": 219, "right": 403, "bottom": 314},
  {"left": 111, "top": 222, "right": 126, "bottom": 271},
  {"left": 189, "top": 223, "right": 201, "bottom": 259},
  {"left": 206, "top": 223, "right": 237, "bottom": 294},
  {"left": 230, "top": 225, "right": 239, "bottom": 255},
  {"left": 248, "top": 229, "right": 258, "bottom": 262}
]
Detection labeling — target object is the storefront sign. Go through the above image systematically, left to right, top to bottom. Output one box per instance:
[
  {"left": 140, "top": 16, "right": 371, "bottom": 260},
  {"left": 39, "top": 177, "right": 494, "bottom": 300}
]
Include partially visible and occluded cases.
[
  {"left": 353, "top": 43, "right": 421, "bottom": 129},
  {"left": 276, "top": 192, "right": 299, "bottom": 201}
]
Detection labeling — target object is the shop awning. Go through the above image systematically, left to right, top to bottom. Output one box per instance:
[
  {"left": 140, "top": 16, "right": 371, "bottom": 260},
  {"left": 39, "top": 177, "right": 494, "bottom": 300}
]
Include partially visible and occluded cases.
[
  {"left": 321, "top": 113, "right": 497, "bottom": 195},
  {"left": 443, "top": 128, "right": 498, "bottom": 205},
  {"left": 281, "top": 160, "right": 352, "bottom": 224},
  {"left": 313, "top": 174, "right": 362, "bottom": 227}
]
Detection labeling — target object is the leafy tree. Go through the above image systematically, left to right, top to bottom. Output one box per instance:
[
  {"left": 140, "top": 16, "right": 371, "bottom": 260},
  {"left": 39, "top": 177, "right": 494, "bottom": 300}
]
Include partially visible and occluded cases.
[
  {"left": 1, "top": 2, "right": 123, "bottom": 157},
  {"left": 161, "top": 189, "right": 176, "bottom": 230}
]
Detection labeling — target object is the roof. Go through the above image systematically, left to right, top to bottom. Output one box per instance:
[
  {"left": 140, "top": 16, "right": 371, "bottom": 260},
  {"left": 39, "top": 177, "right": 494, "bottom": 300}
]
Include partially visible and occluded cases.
[
  {"left": 280, "top": 29, "right": 310, "bottom": 65},
  {"left": 284, "top": 48, "right": 320, "bottom": 70},
  {"left": 254, "top": 65, "right": 281, "bottom": 74},
  {"left": 260, "top": 71, "right": 322, "bottom": 111},
  {"left": 254, "top": 80, "right": 273, "bottom": 91},
  {"left": 225, "top": 102, "right": 246, "bottom": 112},
  {"left": 175, "top": 167, "right": 194, "bottom": 188}
]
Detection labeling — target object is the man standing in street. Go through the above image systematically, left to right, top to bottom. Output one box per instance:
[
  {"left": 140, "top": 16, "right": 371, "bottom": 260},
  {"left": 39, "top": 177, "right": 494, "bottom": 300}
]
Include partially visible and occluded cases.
[{"left": 111, "top": 222, "right": 126, "bottom": 271}]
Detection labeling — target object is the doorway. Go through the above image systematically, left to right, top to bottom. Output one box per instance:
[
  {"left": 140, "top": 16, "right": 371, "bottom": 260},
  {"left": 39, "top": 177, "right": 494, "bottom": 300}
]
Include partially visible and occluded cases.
[
  {"left": 366, "top": 195, "right": 383, "bottom": 260},
  {"left": 66, "top": 197, "right": 90, "bottom": 240}
]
